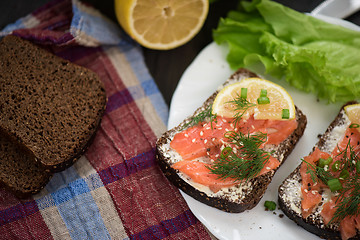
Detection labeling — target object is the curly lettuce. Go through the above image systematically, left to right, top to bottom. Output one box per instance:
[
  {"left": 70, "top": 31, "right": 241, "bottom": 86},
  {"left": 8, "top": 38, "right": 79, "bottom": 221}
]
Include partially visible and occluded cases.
[{"left": 213, "top": 0, "right": 360, "bottom": 103}]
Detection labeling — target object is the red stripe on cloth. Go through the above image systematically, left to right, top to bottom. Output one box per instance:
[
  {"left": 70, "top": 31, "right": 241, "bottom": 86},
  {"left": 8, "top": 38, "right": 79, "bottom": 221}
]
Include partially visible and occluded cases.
[
  {"left": 13, "top": 0, "right": 74, "bottom": 45},
  {"left": 32, "top": 0, "right": 72, "bottom": 21},
  {"left": 33, "top": 14, "right": 71, "bottom": 31},
  {"left": 13, "top": 30, "right": 74, "bottom": 45},
  {"left": 52, "top": 45, "right": 127, "bottom": 97},
  {"left": 53, "top": 45, "right": 102, "bottom": 63},
  {"left": 89, "top": 47, "right": 129, "bottom": 96},
  {"left": 85, "top": 104, "right": 156, "bottom": 169},
  {"left": 98, "top": 149, "right": 156, "bottom": 185},
  {"left": 103, "top": 166, "right": 211, "bottom": 239},
  {"left": 0, "top": 191, "right": 52, "bottom": 239},
  {"left": 0, "top": 201, "right": 37, "bottom": 225},
  {"left": 129, "top": 210, "right": 210, "bottom": 240},
  {"left": 0, "top": 211, "right": 53, "bottom": 240}
]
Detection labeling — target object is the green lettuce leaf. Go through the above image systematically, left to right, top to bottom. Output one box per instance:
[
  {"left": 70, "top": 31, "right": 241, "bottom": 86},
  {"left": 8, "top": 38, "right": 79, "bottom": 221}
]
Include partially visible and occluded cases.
[{"left": 213, "top": 0, "right": 360, "bottom": 103}]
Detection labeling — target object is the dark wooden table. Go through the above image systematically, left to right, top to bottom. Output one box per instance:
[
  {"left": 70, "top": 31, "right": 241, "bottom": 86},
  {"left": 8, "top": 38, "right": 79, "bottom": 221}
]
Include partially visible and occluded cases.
[{"left": 1, "top": 0, "right": 360, "bottom": 107}]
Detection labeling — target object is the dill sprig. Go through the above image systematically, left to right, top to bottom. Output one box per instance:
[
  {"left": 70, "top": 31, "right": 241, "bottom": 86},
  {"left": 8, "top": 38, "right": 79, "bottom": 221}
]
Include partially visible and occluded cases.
[
  {"left": 227, "top": 95, "right": 256, "bottom": 126},
  {"left": 182, "top": 105, "right": 217, "bottom": 129},
  {"left": 207, "top": 131, "right": 270, "bottom": 182},
  {"left": 302, "top": 139, "right": 360, "bottom": 224},
  {"left": 333, "top": 139, "right": 358, "bottom": 173},
  {"left": 329, "top": 140, "right": 360, "bottom": 224},
  {"left": 302, "top": 159, "right": 334, "bottom": 184},
  {"left": 330, "top": 174, "right": 360, "bottom": 224}
]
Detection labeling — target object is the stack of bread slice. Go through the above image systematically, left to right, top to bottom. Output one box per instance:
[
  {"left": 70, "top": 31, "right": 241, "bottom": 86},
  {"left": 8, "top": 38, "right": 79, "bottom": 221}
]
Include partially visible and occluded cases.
[{"left": 0, "top": 35, "right": 107, "bottom": 198}]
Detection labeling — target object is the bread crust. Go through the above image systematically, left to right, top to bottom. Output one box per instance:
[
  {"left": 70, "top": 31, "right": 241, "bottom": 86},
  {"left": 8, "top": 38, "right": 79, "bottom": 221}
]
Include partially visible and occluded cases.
[
  {"left": 156, "top": 68, "right": 307, "bottom": 213},
  {"left": 278, "top": 101, "right": 360, "bottom": 240},
  {"left": 0, "top": 133, "right": 52, "bottom": 199}
]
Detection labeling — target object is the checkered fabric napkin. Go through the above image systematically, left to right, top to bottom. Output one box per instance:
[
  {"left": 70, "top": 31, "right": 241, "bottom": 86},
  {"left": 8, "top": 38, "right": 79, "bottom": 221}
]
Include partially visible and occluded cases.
[{"left": 0, "top": 0, "right": 212, "bottom": 239}]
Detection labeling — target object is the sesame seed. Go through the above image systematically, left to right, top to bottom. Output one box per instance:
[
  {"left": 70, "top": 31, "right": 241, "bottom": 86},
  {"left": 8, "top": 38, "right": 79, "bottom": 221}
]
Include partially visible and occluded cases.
[
  {"left": 222, "top": 119, "right": 227, "bottom": 123},
  {"left": 230, "top": 123, "right": 234, "bottom": 128},
  {"left": 251, "top": 125, "right": 255, "bottom": 129},
  {"left": 206, "top": 127, "right": 210, "bottom": 130},
  {"left": 218, "top": 127, "right": 222, "bottom": 130},
  {"left": 225, "top": 128, "right": 229, "bottom": 131},
  {"left": 234, "top": 128, "right": 238, "bottom": 131},
  {"left": 200, "top": 131, "right": 204, "bottom": 136},
  {"left": 184, "top": 134, "right": 189, "bottom": 137},
  {"left": 212, "top": 138, "right": 216, "bottom": 141},
  {"left": 192, "top": 139, "right": 196, "bottom": 143},
  {"left": 204, "top": 139, "right": 208, "bottom": 144},
  {"left": 207, "top": 151, "right": 210, "bottom": 156},
  {"left": 215, "top": 154, "right": 219, "bottom": 158},
  {"left": 266, "top": 167, "right": 271, "bottom": 170},
  {"left": 304, "top": 189, "right": 308, "bottom": 193},
  {"left": 311, "top": 190, "right": 317, "bottom": 195}
]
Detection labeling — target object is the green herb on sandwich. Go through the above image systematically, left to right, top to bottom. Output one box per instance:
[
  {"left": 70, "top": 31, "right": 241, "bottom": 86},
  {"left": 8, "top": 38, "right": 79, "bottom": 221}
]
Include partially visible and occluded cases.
[
  {"left": 227, "top": 94, "right": 256, "bottom": 126},
  {"left": 183, "top": 105, "right": 217, "bottom": 129},
  {"left": 207, "top": 131, "right": 270, "bottom": 182},
  {"left": 302, "top": 140, "right": 360, "bottom": 224}
]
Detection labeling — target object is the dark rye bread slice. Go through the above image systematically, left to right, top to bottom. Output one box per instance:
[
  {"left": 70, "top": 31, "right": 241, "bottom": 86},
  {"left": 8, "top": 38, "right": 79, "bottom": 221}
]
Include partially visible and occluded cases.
[
  {"left": 0, "top": 35, "right": 107, "bottom": 172},
  {"left": 156, "top": 68, "right": 307, "bottom": 213},
  {"left": 278, "top": 102, "right": 359, "bottom": 240},
  {"left": 0, "top": 134, "right": 52, "bottom": 198}
]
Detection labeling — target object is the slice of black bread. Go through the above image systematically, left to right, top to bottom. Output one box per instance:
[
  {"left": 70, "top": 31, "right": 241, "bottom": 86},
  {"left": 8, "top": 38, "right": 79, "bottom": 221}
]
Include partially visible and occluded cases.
[
  {"left": 0, "top": 35, "right": 107, "bottom": 172},
  {"left": 156, "top": 68, "right": 307, "bottom": 213},
  {"left": 278, "top": 102, "right": 359, "bottom": 240},
  {"left": 0, "top": 134, "right": 52, "bottom": 198}
]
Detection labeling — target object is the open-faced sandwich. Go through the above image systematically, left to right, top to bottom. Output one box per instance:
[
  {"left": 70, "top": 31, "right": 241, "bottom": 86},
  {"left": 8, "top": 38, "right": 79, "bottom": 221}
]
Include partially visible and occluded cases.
[
  {"left": 156, "top": 68, "right": 307, "bottom": 213},
  {"left": 279, "top": 102, "right": 360, "bottom": 240}
]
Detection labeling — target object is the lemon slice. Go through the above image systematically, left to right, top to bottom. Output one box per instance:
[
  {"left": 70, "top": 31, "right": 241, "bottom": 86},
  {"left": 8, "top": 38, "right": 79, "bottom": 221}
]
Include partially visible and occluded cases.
[
  {"left": 115, "top": 0, "right": 209, "bottom": 50},
  {"left": 212, "top": 78, "right": 296, "bottom": 120},
  {"left": 344, "top": 103, "right": 360, "bottom": 130}
]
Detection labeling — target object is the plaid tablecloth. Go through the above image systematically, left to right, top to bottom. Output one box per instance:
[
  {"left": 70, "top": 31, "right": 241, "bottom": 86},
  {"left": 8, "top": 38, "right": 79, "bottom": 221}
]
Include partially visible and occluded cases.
[{"left": 0, "top": 0, "right": 212, "bottom": 239}]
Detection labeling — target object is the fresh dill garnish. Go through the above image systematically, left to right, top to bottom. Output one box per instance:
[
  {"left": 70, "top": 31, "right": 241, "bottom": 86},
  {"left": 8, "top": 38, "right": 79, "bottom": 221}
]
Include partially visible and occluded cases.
[
  {"left": 227, "top": 95, "right": 256, "bottom": 126},
  {"left": 182, "top": 105, "right": 217, "bottom": 129},
  {"left": 207, "top": 131, "right": 270, "bottom": 182},
  {"left": 302, "top": 139, "right": 360, "bottom": 224},
  {"left": 329, "top": 140, "right": 360, "bottom": 224},
  {"left": 334, "top": 140, "right": 358, "bottom": 173},
  {"left": 302, "top": 159, "right": 333, "bottom": 184},
  {"left": 330, "top": 174, "right": 360, "bottom": 224}
]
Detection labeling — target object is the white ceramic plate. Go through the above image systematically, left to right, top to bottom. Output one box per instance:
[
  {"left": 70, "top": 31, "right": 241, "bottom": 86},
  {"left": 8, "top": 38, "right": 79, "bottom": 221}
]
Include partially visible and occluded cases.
[{"left": 168, "top": 15, "right": 360, "bottom": 240}]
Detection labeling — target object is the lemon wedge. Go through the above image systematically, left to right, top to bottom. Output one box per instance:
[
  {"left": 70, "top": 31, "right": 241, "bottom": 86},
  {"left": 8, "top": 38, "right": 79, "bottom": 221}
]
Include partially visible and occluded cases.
[
  {"left": 114, "top": 0, "right": 209, "bottom": 50},
  {"left": 212, "top": 78, "right": 296, "bottom": 120},
  {"left": 344, "top": 103, "right": 360, "bottom": 130}
]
